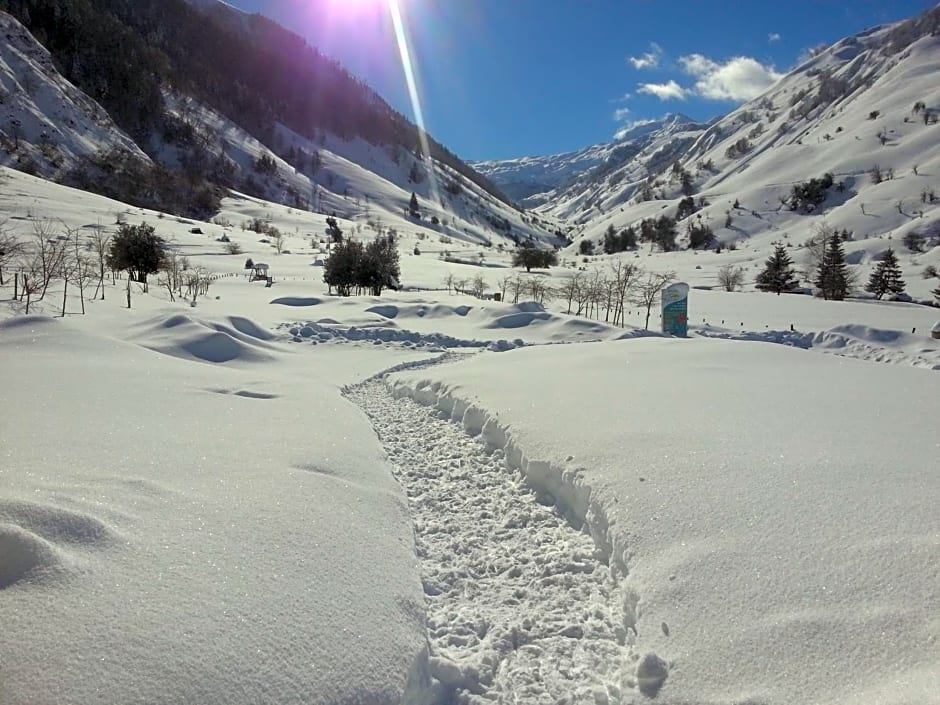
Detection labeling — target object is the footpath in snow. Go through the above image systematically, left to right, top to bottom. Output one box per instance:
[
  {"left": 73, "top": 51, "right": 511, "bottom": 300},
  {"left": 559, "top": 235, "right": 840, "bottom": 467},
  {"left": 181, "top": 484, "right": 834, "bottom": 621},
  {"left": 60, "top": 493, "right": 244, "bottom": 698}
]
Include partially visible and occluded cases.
[{"left": 347, "top": 370, "right": 662, "bottom": 704}]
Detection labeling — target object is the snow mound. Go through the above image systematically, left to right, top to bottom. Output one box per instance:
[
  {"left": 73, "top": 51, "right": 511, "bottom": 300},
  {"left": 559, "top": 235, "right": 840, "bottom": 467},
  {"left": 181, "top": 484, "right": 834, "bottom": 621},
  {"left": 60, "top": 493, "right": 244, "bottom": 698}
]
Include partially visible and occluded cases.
[
  {"left": 270, "top": 296, "right": 323, "bottom": 307},
  {"left": 366, "top": 303, "right": 474, "bottom": 320},
  {"left": 484, "top": 310, "right": 553, "bottom": 329},
  {"left": 132, "top": 314, "right": 278, "bottom": 364},
  {"left": 696, "top": 323, "right": 940, "bottom": 369},
  {"left": 0, "top": 523, "right": 63, "bottom": 589}
]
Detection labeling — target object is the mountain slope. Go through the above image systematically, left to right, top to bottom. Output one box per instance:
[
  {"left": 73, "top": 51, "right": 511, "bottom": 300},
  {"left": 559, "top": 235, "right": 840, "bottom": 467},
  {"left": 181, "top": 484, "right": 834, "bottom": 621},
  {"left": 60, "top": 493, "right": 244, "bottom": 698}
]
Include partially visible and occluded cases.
[
  {"left": 0, "top": 1, "right": 553, "bottom": 246},
  {"left": 529, "top": 7, "right": 940, "bottom": 270},
  {"left": 473, "top": 114, "right": 707, "bottom": 209}
]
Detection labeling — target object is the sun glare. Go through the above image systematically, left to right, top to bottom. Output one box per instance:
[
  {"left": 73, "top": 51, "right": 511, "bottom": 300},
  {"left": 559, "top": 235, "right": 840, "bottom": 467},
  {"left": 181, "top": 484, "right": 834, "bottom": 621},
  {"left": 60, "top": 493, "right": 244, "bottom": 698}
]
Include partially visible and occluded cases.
[{"left": 388, "top": 0, "right": 440, "bottom": 205}]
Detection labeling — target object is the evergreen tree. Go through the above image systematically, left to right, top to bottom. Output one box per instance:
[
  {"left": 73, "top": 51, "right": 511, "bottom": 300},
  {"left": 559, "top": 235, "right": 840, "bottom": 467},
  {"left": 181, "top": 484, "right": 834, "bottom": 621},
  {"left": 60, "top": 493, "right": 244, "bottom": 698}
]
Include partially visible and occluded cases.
[
  {"left": 409, "top": 192, "right": 420, "bottom": 218},
  {"left": 815, "top": 236, "right": 849, "bottom": 300},
  {"left": 755, "top": 244, "right": 799, "bottom": 295},
  {"left": 865, "top": 249, "right": 906, "bottom": 299}
]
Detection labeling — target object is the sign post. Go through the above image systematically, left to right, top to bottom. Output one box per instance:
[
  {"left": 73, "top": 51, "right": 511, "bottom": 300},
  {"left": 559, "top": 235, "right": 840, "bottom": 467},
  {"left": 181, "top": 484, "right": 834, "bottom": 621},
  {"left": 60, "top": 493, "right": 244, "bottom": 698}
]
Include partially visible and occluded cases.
[{"left": 661, "top": 282, "right": 690, "bottom": 337}]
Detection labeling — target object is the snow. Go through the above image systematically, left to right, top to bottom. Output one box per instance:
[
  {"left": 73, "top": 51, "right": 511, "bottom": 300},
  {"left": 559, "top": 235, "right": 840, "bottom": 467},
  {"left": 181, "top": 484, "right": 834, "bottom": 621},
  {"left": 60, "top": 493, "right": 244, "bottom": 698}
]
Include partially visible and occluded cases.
[
  {"left": 1, "top": 4, "right": 940, "bottom": 701},
  {"left": 0, "top": 313, "right": 434, "bottom": 704},
  {"left": 389, "top": 338, "right": 940, "bottom": 704}
]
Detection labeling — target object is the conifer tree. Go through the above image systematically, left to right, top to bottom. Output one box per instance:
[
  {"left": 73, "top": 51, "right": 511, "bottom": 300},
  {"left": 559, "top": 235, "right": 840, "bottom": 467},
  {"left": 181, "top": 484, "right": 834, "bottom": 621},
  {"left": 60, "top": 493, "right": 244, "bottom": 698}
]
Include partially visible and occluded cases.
[
  {"left": 409, "top": 192, "right": 420, "bottom": 218},
  {"left": 815, "top": 236, "right": 849, "bottom": 300},
  {"left": 755, "top": 244, "right": 799, "bottom": 294},
  {"left": 864, "top": 248, "right": 906, "bottom": 299}
]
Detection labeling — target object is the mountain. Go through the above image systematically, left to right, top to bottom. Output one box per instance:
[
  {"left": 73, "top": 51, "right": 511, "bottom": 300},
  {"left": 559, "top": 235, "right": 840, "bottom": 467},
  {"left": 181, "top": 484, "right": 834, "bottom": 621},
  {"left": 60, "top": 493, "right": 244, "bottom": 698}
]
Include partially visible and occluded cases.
[
  {"left": 0, "top": 0, "right": 554, "bottom": 246},
  {"left": 538, "top": 5, "right": 940, "bottom": 258},
  {"left": 473, "top": 113, "right": 707, "bottom": 208}
]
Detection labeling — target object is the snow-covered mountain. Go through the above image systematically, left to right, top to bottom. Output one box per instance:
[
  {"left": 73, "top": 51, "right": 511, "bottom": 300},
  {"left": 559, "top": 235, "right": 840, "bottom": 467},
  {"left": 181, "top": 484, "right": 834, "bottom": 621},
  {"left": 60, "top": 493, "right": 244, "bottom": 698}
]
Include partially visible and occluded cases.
[
  {"left": 0, "top": 5, "right": 555, "bottom": 248},
  {"left": 535, "top": 6, "right": 940, "bottom": 260},
  {"left": 0, "top": 13, "right": 149, "bottom": 177},
  {"left": 473, "top": 113, "right": 707, "bottom": 208}
]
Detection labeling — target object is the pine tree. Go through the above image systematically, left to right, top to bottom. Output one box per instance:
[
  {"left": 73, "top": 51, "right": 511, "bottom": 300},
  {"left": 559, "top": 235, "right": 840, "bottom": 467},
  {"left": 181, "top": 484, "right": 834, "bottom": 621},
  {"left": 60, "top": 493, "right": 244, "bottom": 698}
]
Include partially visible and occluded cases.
[
  {"left": 409, "top": 192, "right": 420, "bottom": 218},
  {"left": 815, "top": 236, "right": 849, "bottom": 300},
  {"left": 755, "top": 244, "right": 799, "bottom": 294},
  {"left": 864, "top": 248, "right": 906, "bottom": 300}
]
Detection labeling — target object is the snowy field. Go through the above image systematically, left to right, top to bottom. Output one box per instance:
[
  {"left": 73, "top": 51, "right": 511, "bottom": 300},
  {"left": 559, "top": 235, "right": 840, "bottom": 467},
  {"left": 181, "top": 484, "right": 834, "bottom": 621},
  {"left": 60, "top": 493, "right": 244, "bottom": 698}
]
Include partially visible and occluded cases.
[{"left": 1, "top": 167, "right": 939, "bottom": 704}]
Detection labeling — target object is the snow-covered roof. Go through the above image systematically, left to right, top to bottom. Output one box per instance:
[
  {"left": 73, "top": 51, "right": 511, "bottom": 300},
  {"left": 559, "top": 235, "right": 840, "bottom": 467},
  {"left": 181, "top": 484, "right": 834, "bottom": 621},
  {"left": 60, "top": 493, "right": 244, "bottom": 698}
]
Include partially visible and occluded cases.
[
  {"left": 253, "top": 263, "right": 269, "bottom": 270},
  {"left": 932, "top": 320, "right": 940, "bottom": 333}
]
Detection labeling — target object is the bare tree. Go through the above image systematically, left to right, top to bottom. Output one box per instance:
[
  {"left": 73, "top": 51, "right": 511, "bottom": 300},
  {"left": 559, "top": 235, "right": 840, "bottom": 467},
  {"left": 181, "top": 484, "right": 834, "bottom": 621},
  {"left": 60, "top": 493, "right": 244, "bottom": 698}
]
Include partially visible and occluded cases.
[
  {"left": 0, "top": 219, "right": 25, "bottom": 286},
  {"left": 31, "top": 220, "right": 67, "bottom": 301},
  {"left": 62, "top": 224, "right": 93, "bottom": 315},
  {"left": 88, "top": 226, "right": 112, "bottom": 300},
  {"left": 272, "top": 229, "right": 286, "bottom": 255},
  {"left": 17, "top": 255, "right": 44, "bottom": 314},
  {"left": 609, "top": 261, "right": 639, "bottom": 327},
  {"left": 717, "top": 264, "right": 746, "bottom": 292},
  {"left": 632, "top": 269, "right": 677, "bottom": 330},
  {"left": 443, "top": 272, "right": 456, "bottom": 294},
  {"left": 557, "top": 272, "right": 584, "bottom": 314},
  {"left": 469, "top": 274, "right": 487, "bottom": 298},
  {"left": 496, "top": 274, "right": 514, "bottom": 301},
  {"left": 508, "top": 274, "right": 526, "bottom": 304},
  {"left": 525, "top": 276, "right": 554, "bottom": 305}
]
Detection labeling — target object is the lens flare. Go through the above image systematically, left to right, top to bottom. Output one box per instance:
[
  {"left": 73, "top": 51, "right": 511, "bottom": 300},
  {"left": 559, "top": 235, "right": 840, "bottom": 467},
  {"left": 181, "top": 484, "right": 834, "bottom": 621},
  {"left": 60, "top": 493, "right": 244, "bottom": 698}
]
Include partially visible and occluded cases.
[{"left": 388, "top": 0, "right": 439, "bottom": 206}]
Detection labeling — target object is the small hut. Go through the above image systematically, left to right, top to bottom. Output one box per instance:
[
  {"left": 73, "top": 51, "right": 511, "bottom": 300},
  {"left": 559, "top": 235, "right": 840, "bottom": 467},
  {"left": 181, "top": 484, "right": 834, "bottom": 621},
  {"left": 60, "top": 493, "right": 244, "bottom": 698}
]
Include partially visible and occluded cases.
[{"left": 249, "top": 263, "right": 270, "bottom": 283}]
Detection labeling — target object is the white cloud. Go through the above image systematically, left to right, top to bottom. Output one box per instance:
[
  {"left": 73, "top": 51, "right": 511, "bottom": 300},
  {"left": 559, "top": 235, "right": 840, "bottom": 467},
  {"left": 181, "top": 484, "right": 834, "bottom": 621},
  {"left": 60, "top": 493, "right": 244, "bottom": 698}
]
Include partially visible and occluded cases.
[
  {"left": 768, "top": 32, "right": 782, "bottom": 43},
  {"left": 629, "top": 43, "right": 663, "bottom": 70},
  {"left": 679, "top": 54, "right": 783, "bottom": 101},
  {"left": 637, "top": 80, "right": 691, "bottom": 101},
  {"left": 613, "top": 107, "right": 632, "bottom": 122},
  {"left": 614, "top": 119, "right": 657, "bottom": 140}
]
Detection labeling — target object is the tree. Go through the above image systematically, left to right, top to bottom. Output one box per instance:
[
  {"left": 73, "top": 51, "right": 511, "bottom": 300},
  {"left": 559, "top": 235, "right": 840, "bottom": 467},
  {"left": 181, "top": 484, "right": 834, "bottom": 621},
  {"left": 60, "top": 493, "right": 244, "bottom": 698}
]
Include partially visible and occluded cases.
[
  {"left": 409, "top": 192, "right": 420, "bottom": 218},
  {"left": 325, "top": 217, "right": 343, "bottom": 243},
  {"left": 0, "top": 221, "right": 24, "bottom": 286},
  {"left": 107, "top": 222, "right": 166, "bottom": 289},
  {"left": 89, "top": 227, "right": 112, "bottom": 301},
  {"left": 271, "top": 228, "right": 285, "bottom": 255},
  {"left": 902, "top": 232, "right": 925, "bottom": 253},
  {"left": 361, "top": 234, "right": 400, "bottom": 296},
  {"left": 323, "top": 235, "right": 399, "bottom": 296},
  {"left": 815, "top": 236, "right": 850, "bottom": 300},
  {"left": 323, "top": 239, "right": 363, "bottom": 296},
  {"left": 579, "top": 239, "right": 595, "bottom": 256},
  {"left": 512, "top": 244, "right": 558, "bottom": 272},
  {"left": 756, "top": 245, "right": 799, "bottom": 295},
  {"left": 865, "top": 249, "right": 906, "bottom": 299},
  {"left": 244, "top": 257, "right": 254, "bottom": 271},
  {"left": 717, "top": 264, "right": 746, "bottom": 292},
  {"left": 632, "top": 269, "right": 677, "bottom": 330},
  {"left": 933, "top": 281, "right": 940, "bottom": 303}
]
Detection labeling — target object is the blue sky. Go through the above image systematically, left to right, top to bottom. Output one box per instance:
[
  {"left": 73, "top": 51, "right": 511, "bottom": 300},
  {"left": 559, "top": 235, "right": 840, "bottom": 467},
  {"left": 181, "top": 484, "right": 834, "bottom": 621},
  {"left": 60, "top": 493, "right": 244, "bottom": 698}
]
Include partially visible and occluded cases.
[{"left": 224, "top": 0, "right": 936, "bottom": 161}]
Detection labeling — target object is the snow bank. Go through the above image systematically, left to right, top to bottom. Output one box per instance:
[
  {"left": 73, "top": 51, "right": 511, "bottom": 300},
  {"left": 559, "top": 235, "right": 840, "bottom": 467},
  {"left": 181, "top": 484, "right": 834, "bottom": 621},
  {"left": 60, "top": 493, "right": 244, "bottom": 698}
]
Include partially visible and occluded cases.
[
  {"left": 0, "top": 315, "right": 432, "bottom": 705},
  {"left": 390, "top": 338, "right": 940, "bottom": 705}
]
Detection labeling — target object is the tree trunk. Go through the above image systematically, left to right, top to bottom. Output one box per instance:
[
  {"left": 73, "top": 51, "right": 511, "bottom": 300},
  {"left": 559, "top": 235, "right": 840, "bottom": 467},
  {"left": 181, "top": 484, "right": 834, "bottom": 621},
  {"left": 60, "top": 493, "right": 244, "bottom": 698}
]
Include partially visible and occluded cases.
[{"left": 61, "top": 278, "right": 68, "bottom": 317}]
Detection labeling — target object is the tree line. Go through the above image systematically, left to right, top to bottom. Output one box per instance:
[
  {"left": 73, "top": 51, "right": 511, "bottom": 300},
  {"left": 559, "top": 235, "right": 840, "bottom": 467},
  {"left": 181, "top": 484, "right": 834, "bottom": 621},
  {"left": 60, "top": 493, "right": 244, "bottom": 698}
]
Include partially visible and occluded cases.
[{"left": 0, "top": 219, "right": 215, "bottom": 313}]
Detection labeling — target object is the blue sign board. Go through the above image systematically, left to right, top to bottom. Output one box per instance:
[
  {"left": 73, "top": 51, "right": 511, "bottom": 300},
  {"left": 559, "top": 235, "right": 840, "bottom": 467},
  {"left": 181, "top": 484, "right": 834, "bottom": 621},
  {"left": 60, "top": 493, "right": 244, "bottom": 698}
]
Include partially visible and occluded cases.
[{"left": 661, "top": 282, "right": 690, "bottom": 337}]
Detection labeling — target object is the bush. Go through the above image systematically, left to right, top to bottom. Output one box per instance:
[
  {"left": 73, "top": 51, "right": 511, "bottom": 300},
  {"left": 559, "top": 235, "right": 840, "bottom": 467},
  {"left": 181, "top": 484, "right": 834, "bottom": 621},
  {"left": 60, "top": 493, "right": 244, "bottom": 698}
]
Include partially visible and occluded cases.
[
  {"left": 788, "top": 173, "right": 834, "bottom": 212},
  {"left": 579, "top": 239, "right": 595, "bottom": 256},
  {"left": 224, "top": 241, "right": 243, "bottom": 255}
]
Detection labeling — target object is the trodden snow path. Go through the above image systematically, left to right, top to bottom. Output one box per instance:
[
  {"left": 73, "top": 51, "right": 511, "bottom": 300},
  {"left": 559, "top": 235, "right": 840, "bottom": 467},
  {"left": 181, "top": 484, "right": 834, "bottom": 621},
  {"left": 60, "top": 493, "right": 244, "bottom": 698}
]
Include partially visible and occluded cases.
[{"left": 346, "top": 369, "right": 647, "bottom": 704}]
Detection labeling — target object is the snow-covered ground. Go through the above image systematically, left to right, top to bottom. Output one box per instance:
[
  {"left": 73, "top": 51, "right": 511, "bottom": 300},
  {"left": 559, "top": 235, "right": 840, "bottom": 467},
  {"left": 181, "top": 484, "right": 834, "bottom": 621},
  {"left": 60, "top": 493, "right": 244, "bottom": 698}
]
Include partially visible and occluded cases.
[
  {"left": 1, "top": 162, "right": 939, "bottom": 704},
  {"left": 390, "top": 339, "right": 940, "bottom": 705}
]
